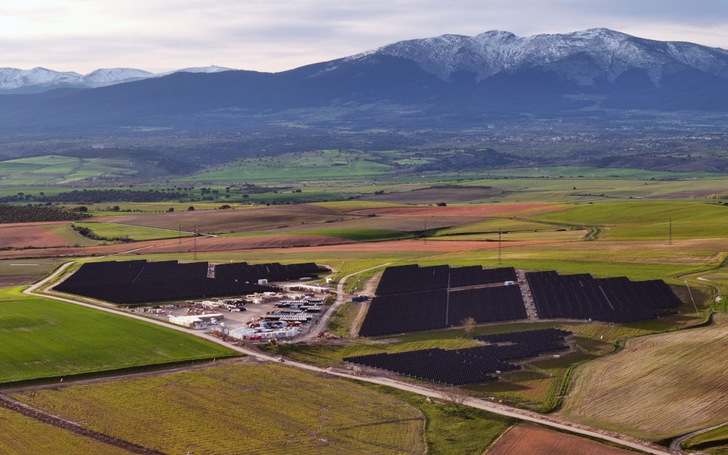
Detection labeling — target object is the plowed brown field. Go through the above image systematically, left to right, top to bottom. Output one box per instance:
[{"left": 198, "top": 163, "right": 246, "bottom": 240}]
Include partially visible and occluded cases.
[
  {"left": 0, "top": 223, "right": 69, "bottom": 249},
  {"left": 487, "top": 423, "right": 639, "bottom": 455}
]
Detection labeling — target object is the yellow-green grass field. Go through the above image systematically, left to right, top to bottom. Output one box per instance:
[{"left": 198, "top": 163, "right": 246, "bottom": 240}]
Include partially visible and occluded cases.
[
  {"left": 460, "top": 175, "right": 728, "bottom": 202},
  {"left": 531, "top": 201, "right": 728, "bottom": 240},
  {"left": 72, "top": 222, "right": 192, "bottom": 242},
  {"left": 41, "top": 223, "right": 100, "bottom": 247},
  {"left": 0, "top": 288, "right": 235, "bottom": 384},
  {"left": 558, "top": 314, "right": 728, "bottom": 440},
  {"left": 10, "top": 362, "right": 515, "bottom": 455},
  {"left": 0, "top": 407, "right": 131, "bottom": 455}
]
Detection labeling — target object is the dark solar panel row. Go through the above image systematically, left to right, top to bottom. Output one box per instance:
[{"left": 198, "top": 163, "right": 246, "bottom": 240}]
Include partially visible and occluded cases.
[
  {"left": 54, "top": 260, "right": 325, "bottom": 304},
  {"left": 214, "top": 262, "right": 327, "bottom": 283},
  {"left": 375, "top": 264, "right": 517, "bottom": 295},
  {"left": 526, "top": 271, "right": 682, "bottom": 323},
  {"left": 358, "top": 285, "right": 526, "bottom": 337},
  {"left": 448, "top": 286, "right": 527, "bottom": 325},
  {"left": 358, "top": 290, "right": 448, "bottom": 337},
  {"left": 344, "top": 329, "right": 571, "bottom": 386}
]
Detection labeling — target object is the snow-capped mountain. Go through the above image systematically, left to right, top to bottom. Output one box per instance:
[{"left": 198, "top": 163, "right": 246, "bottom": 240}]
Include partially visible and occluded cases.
[
  {"left": 349, "top": 28, "right": 728, "bottom": 86},
  {"left": 2, "top": 29, "right": 728, "bottom": 133},
  {"left": 0, "top": 65, "right": 235, "bottom": 93},
  {"left": 0, "top": 67, "right": 84, "bottom": 91},
  {"left": 81, "top": 68, "right": 155, "bottom": 88}
]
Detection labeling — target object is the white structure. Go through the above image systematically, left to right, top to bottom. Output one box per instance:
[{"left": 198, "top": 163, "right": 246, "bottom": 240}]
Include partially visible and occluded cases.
[
  {"left": 169, "top": 313, "right": 224, "bottom": 329},
  {"left": 230, "top": 326, "right": 301, "bottom": 341}
]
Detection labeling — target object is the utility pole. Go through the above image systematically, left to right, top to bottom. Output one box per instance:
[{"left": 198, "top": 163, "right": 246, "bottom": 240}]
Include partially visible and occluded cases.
[
  {"left": 669, "top": 218, "right": 672, "bottom": 245},
  {"left": 193, "top": 226, "right": 198, "bottom": 260},
  {"left": 498, "top": 227, "right": 502, "bottom": 265}
]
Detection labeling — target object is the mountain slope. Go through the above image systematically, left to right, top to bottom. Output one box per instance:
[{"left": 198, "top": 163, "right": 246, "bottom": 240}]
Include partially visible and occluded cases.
[{"left": 2, "top": 29, "right": 728, "bottom": 133}]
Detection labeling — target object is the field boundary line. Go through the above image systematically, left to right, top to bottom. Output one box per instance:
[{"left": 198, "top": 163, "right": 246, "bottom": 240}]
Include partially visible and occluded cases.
[{"left": 0, "top": 393, "right": 164, "bottom": 454}]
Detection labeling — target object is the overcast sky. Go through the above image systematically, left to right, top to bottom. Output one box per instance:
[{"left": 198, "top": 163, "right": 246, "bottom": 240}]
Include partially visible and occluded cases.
[{"left": 3, "top": 0, "right": 728, "bottom": 74}]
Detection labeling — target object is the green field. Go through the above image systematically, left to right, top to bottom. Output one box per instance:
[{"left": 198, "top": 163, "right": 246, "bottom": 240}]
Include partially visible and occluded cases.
[
  {"left": 177, "top": 149, "right": 392, "bottom": 183},
  {"left": 0, "top": 156, "right": 136, "bottom": 185},
  {"left": 531, "top": 201, "right": 728, "bottom": 240},
  {"left": 73, "top": 222, "right": 192, "bottom": 241},
  {"left": 0, "top": 288, "right": 235, "bottom": 384},
  {"left": 10, "top": 362, "right": 514, "bottom": 455}
]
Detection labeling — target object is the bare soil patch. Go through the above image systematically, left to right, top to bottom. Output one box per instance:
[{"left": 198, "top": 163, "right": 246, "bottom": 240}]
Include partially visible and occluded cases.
[
  {"left": 0, "top": 223, "right": 69, "bottom": 249},
  {"left": 488, "top": 423, "right": 639, "bottom": 455}
]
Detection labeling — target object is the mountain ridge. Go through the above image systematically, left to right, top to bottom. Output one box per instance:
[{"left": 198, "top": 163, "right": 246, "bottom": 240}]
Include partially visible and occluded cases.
[
  {"left": 2, "top": 28, "right": 728, "bottom": 134},
  {"left": 0, "top": 65, "right": 235, "bottom": 93}
]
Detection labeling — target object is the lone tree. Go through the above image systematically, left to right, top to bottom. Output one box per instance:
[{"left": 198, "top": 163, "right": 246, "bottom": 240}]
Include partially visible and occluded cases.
[{"left": 461, "top": 317, "right": 476, "bottom": 336}]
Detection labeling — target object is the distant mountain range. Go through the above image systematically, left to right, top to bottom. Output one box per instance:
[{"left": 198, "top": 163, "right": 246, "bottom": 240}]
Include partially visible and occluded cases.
[
  {"left": 2, "top": 29, "right": 728, "bottom": 133},
  {"left": 0, "top": 66, "right": 233, "bottom": 93}
]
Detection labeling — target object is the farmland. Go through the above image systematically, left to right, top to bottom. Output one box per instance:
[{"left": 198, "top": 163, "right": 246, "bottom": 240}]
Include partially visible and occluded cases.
[
  {"left": 0, "top": 156, "right": 136, "bottom": 185},
  {"left": 2, "top": 171, "right": 728, "bottom": 452},
  {"left": 72, "top": 222, "right": 192, "bottom": 242},
  {"left": 0, "top": 259, "right": 64, "bottom": 287},
  {"left": 0, "top": 287, "right": 235, "bottom": 384},
  {"left": 558, "top": 314, "right": 728, "bottom": 440},
  {"left": 9, "top": 362, "right": 514, "bottom": 455},
  {"left": 0, "top": 406, "right": 131, "bottom": 455},
  {"left": 488, "top": 423, "right": 640, "bottom": 455}
]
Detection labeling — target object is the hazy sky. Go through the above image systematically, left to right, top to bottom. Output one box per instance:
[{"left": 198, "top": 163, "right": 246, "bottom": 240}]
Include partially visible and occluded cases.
[{"left": 3, "top": 0, "right": 728, "bottom": 74}]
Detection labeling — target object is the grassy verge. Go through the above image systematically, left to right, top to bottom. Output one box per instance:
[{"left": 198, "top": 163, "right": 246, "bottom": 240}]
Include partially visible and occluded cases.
[{"left": 684, "top": 425, "right": 728, "bottom": 452}]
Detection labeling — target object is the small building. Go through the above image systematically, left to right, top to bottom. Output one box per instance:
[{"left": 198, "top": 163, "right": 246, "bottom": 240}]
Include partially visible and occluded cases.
[{"left": 169, "top": 313, "right": 225, "bottom": 329}]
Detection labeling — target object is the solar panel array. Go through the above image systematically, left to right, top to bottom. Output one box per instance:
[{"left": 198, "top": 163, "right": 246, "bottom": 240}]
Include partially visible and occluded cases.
[
  {"left": 54, "top": 260, "right": 325, "bottom": 305},
  {"left": 214, "top": 262, "right": 327, "bottom": 283},
  {"left": 359, "top": 265, "right": 524, "bottom": 337},
  {"left": 375, "top": 265, "right": 517, "bottom": 295},
  {"left": 526, "top": 271, "right": 682, "bottom": 323},
  {"left": 448, "top": 286, "right": 527, "bottom": 325},
  {"left": 358, "top": 290, "right": 448, "bottom": 337},
  {"left": 345, "top": 328, "right": 572, "bottom": 386}
]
